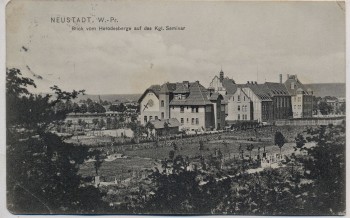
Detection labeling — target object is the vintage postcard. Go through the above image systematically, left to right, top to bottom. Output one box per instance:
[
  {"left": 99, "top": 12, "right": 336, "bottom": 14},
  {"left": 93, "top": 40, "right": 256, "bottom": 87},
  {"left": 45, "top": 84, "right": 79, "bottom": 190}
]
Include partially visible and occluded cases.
[{"left": 5, "top": 0, "right": 346, "bottom": 215}]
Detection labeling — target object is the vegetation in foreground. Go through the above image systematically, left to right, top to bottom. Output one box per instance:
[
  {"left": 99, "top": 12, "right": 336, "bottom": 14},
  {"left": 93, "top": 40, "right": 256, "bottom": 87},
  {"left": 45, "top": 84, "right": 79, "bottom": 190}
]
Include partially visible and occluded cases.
[{"left": 6, "top": 68, "right": 345, "bottom": 215}]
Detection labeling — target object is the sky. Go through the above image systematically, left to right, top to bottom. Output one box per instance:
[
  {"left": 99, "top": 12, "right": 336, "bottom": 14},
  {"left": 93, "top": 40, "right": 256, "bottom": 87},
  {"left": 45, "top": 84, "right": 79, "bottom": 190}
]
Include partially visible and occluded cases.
[{"left": 6, "top": 0, "right": 346, "bottom": 94}]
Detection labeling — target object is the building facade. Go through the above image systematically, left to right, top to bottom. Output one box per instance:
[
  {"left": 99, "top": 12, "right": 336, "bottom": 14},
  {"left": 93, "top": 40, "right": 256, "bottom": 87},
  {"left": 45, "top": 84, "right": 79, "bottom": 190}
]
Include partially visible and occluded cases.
[
  {"left": 284, "top": 74, "right": 313, "bottom": 118},
  {"left": 139, "top": 81, "right": 226, "bottom": 132}
]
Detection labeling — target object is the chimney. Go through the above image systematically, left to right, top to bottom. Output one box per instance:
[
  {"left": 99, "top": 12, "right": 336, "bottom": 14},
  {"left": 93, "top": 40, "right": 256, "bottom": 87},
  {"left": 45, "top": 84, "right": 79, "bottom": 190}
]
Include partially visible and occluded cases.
[
  {"left": 220, "top": 70, "right": 224, "bottom": 82},
  {"left": 279, "top": 74, "right": 282, "bottom": 84},
  {"left": 287, "top": 74, "right": 289, "bottom": 79},
  {"left": 183, "top": 81, "right": 189, "bottom": 88},
  {"left": 247, "top": 81, "right": 250, "bottom": 84},
  {"left": 255, "top": 81, "right": 257, "bottom": 85},
  {"left": 208, "top": 87, "right": 214, "bottom": 96}
]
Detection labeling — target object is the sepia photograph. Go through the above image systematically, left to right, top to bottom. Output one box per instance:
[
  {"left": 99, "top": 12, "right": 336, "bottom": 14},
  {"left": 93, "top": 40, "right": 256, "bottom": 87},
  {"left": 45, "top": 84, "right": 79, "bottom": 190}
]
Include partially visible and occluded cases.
[{"left": 5, "top": 0, "right": 346, "bottom": 215}]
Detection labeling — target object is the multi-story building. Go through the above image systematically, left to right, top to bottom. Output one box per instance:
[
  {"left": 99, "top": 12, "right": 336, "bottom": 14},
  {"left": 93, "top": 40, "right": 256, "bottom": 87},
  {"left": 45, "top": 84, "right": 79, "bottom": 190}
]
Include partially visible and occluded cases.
[
  {"left": 209, "top": 70, "right": 254, "bottom": 123},
  {"left": 284, "top": 74, "right": 313, "bottom": 118},
  {"left": 139, "top": 81, "right": 226, "bottom": 131},
  {"left": 242, "top": 82, "right": 273, "bottom": 122},
  {"left": 263, "top": 82, "right": 293, "bottom": 120},
  {"left": 226, "top": 87, "right": 253, "bottom": 121}
]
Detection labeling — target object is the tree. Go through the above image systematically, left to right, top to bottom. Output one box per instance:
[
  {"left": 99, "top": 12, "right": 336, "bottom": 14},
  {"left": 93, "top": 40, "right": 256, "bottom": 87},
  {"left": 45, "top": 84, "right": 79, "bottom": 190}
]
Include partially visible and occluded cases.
[
  {"left": 6, "top": 68, "right": 108, "bottom": 214},
  {"left": 318, "top": 101, "right": 333, "bottom": 115},
  {"left": 72, "top": 102, "right": 80, "bottom": 114},
  {"left": 80, "top": 103, "right": 88, "bottom": 113},
  {"left": 87, "top": 103, "right": 96, "bottom": 113},
  {"left": 94, "top": 103, "right": 106, "bottom": 113},
  {"left": 117, "top": 103, "right": 127, "bottom": 112},
  {"left": 109, "top": 104, "right": 118, "bottom": 112},
  {"left": 98, "top": 118, "right": 106, "bottom": 129},
  {"left": 300, "top": 123, "right": 346, "bottom": 215},
  {"left": 274, "top": 131, "right": 286, "bottom": 156},
  {"left": 294, "top": 133, "right": 306, "bottom": 151}
]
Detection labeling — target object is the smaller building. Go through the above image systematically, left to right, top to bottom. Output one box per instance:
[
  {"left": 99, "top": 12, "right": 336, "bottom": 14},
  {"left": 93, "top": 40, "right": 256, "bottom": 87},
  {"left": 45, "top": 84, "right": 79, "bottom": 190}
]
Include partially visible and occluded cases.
[{"left": 147, "top": 118, "right": 181, "bottom": 137}]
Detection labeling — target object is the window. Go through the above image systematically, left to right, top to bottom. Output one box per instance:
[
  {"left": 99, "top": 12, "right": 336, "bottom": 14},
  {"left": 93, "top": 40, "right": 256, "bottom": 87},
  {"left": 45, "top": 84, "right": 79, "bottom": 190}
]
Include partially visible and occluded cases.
[
  {"left": 238, "top": 95, "right": 240, "bottom": 101},
  {"left": 232, "top": 96, "right": 234, "bottom": 101},
  {"left": 244, "top": 96, "right": 246, "bottom": 101},
  {"left": 161, "top": 100, "right": 164, "bottom": 107},
  {"left": 238, "top": 105, "right": 241, "bottom": 111},
  {"left": 180, "top": 106, "right": 184, "bottom": 113},
  {"left": 191, "top": 106, "right": 195, "bottom": 113},
  {"left": 196, "top": 107, "right": 199, "bottom": 113},
  {"left": 161, "top": 112, "right": 164, "bottom": 119},
  {"left": 238, "top": 114, "right": 240, "bottom": 120},
  {"left": 144, "top": 116, "right": 147, "bottom": 123},
  {"left": 149, "top": 116, "right": 153, "bottom": 120},
  {"left": 155, "top": 116, "right": 158, "bottom": 120},
  {"left": 181, "top": 118, "right": 184, "bottom": 124},
  {"left": 187, "top": 118, "right": 189, "bottom": 123},
  {"left": 191, "top": 118, "right": 195, "bottom": 125},
  {"left": 196, "top": 118, "right": 199, "bottom": 125}
]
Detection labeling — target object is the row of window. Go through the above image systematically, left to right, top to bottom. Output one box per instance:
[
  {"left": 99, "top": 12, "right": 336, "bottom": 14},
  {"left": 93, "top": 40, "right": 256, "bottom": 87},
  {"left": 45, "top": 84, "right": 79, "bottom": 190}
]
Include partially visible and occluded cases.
[
  {"left": 232, "top": 95, "right": 246, "bottom": 102},
  {"left": 277, "top": 97, "right": 289, "bottom": 108},
  {"left": 237, "top": 105, "right": 248, "bottom": 112},
  {"left": 294, "top": 105, "right": 302, "bottom": 110},
  {"left": 180, "top": 106, "right": 199, "bottom": 113},
  {"left": 144, "top": 112, "right": 165, "bottom": 123},
  {"left": 237, "top": 114, "right": 248, "bottom": 120},
  {"left": 180, "top": 117, "right": 199, "bottom": 125}
]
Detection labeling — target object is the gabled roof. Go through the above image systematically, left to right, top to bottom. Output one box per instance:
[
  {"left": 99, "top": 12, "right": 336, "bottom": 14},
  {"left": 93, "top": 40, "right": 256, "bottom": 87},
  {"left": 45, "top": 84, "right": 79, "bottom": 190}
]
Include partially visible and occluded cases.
[
  {"left": 284, "top": 76, "right": 311, "bottom": 96},
  {"left": 222, "top": 78, "right": 238, "bottom": 94},
  {"left": 170, "top": 81, "right": 213, "bottom": 105},
  {"left": 160, "top": 82, "right": 177, "bottom": 94},
  {"left": 173, "top": 82, "right": 189, "bottom": 93},
  {"left": 264, "top": 82, "right": 290, "bottom": 96},
  {"left": 243, "top": 84, "right": 272, "bottom": 101},
  {"left": 138, "top": 85, "right": 161, "bottom": 103},
  {"left": 148, "top": 118, "right": 181, "bottom": 129}
]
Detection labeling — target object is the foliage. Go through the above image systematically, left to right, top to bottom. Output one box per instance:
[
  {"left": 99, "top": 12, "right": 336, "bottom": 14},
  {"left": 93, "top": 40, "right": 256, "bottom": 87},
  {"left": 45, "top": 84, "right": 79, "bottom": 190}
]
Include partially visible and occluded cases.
[
  {"left": 6, "top": 68, "right": 108, "bottom": 214},
  {"left": 318, "top": 101, "right": 333, "bottom": 115},
  {"left": 274, "top": 131, "right": 286, "bottom": 155},
  {"left": 294, "top": 133, "right": 306, "bottom": 151}
]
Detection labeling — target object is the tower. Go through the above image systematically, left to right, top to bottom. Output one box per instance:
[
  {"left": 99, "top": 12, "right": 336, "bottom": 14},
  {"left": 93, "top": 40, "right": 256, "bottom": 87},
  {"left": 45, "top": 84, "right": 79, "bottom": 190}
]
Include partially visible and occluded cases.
[{"left": 220, "top": 70, "right": 224, "bottom": 82}]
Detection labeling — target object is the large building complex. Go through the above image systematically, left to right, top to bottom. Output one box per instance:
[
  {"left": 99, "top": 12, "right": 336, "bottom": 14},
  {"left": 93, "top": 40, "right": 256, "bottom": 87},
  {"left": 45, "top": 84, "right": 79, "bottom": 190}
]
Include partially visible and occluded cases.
[{"left": 139, "top": 81, "right": 226, "bottom": 132}]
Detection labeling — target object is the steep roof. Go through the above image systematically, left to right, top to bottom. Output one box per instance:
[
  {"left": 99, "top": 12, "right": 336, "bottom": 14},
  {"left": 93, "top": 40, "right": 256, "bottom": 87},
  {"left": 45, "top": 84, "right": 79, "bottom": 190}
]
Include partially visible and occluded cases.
[
  {"left": 284, "top": 76, "right": 311, "bottom": 96},
  {"left": 222, "top": 78, "right": 238, "bottom": 94},
  {"left": 170, "top": 81, "right": 213, "bottom": 105},
  {"left": 160, "top": 82, "right": 177, "bottom": 94},
  {"left": 173, "top": 82, "right": 190, "bottom": 93},
  {"left": 264, "top": 82, "right": 290, "bottom": 96},
  {"left": 243, "top": 83, "right": 272, "bottom": 101},
  {"left": 138, "top": 85, "right": 161, "bottom": 103},
  {"left": 149, "top": 118, "right": 181, "bottom": 129}
]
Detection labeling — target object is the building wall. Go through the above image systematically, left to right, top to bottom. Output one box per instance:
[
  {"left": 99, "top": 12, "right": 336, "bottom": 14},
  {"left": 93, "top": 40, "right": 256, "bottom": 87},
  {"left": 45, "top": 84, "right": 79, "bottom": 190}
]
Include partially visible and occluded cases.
[
  {"left": 209, "top": 76, "right": 226, "bottom": 95},
  {"left": 242, "top": 87, "right": 263, "bottom": 122},
  {"left": 226, "top": 89, "right": 252, "bottom": 121},
  {"left": 140, "top": 91, "right": 161, "bottom": 125},
  {"left": 159, "top": 93, "right": 170, "bottom": 120},
  {"left": 291, "top": 94, "right": 303, "bottom": 118},
  {"left": 302, "top": 95, "right": 313, "bottom": 117},
  {"left": 272, "top": 96, "right": 292, "bottom": 120},
  {"left": 170, "top": 105, "right": 207, "bottom": 131},
  {"left": 205, "top": 105, "right": 215, "bottom": 130}
]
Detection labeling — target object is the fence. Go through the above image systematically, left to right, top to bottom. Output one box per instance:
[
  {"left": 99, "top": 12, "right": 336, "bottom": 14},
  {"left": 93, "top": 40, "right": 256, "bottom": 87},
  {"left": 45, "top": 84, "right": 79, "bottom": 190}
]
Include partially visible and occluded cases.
[{"left": 275, "top": 117, "right": 344, "bottom": 126}]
